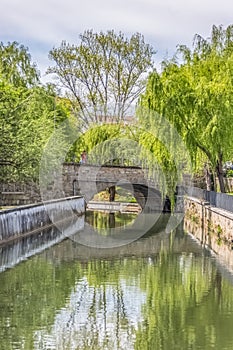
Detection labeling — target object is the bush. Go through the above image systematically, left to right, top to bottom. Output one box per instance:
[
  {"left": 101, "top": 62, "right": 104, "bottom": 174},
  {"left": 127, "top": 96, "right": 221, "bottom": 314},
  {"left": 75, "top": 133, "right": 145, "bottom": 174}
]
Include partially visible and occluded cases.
[{"left": 226, "top": 169, "right": 233, "bottom": 177}]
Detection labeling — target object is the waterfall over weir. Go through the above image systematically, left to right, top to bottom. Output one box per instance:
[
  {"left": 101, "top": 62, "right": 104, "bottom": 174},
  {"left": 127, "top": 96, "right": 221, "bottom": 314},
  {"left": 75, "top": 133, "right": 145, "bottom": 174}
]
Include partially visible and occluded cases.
[
  {"left": 0, "top": 196, "right": 85, "bottom": 243},
  {"left": 0, "top": 215, "right": 85, "bottom": 272}
]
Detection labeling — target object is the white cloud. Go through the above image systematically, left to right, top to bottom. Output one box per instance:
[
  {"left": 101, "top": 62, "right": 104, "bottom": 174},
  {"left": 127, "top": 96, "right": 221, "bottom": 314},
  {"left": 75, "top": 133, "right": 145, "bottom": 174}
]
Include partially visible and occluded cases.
[{"left": 1, "top": 0, "right": 233, "bottom": 81}]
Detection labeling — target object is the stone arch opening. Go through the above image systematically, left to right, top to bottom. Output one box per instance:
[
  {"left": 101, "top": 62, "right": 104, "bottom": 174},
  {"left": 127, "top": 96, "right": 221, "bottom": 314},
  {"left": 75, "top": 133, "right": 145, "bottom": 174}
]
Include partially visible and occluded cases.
[
  {"left": 65, "top": 164, "right": 171, "bottom": 212},
  {"left": 93, "top": 182, "right": 170, "bottom": 213}
]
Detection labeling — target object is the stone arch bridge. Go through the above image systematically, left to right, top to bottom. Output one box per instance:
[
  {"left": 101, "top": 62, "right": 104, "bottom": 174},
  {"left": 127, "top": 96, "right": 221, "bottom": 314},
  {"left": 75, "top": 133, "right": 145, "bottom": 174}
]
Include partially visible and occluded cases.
[{"left": 62, "top": 163, "right": 171, "bottom": 212}]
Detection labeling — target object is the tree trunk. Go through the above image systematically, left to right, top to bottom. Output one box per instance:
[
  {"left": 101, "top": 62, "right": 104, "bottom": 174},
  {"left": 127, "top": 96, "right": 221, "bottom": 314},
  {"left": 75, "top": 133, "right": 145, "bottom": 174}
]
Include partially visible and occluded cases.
[
  {"left": 216, "top": 155, "right": 225, "bottom": 193},
  {"left": 204, "top": 163, "right": 215, "bottom": 191},
  {"left": 108, "top": 186, "right": 116, "bottom": 202}
]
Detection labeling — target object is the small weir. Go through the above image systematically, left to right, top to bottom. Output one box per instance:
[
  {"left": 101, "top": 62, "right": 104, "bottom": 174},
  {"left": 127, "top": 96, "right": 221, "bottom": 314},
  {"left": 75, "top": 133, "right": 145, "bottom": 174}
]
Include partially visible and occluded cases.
[
  {"left": 0, "top": 196, "right": 85, "bottom": 244},
  {"left": 0, "top": 215, "right": 84, "bottom": 272}
]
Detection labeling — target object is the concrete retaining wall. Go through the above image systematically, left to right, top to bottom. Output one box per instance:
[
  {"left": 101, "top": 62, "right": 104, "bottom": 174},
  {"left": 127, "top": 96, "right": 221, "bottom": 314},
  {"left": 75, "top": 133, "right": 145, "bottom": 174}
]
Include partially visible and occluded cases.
[{"left": 0, "top": 196, "right": 85, "bottom": 243}]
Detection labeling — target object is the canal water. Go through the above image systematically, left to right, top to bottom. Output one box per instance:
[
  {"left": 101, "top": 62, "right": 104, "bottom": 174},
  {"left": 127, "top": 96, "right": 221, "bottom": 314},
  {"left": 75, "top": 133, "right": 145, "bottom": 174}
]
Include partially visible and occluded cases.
[{"left": 1, "top": 211, "right": 233, "bottom": 350}]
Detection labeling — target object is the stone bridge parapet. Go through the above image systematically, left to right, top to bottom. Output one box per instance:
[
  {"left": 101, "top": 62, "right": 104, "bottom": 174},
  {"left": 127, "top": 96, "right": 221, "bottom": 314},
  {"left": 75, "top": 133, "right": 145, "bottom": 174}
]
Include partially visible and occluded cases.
[{"left": 62, "top": 163, "right": 166, "bottom": 212}]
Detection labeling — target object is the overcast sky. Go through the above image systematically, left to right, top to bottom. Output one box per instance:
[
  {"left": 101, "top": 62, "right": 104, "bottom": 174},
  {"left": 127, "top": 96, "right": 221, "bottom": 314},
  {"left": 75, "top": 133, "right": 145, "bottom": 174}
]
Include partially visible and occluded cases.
[{"left": 1, "top": 0, "right": 233, "bottom": 83}]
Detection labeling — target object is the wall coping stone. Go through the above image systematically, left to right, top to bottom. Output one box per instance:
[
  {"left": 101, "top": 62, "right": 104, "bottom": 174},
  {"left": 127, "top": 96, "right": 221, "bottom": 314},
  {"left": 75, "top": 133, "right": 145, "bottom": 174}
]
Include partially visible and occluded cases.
[
  {"left": 186, "top": 195, "right": 233, "bottom": 220},
  {"left": 0, "top": 196, "right": 84, "bottom": 215}
]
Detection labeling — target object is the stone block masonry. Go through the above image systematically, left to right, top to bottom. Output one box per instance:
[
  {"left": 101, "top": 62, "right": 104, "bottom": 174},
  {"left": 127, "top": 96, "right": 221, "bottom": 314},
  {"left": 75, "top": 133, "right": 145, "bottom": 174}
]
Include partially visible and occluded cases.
[
  {"left": 0, "top": 182, "right": 41, "bottom": 207},
  {"left": 184, "top": 196, "right": 233, "bottom": 270}
]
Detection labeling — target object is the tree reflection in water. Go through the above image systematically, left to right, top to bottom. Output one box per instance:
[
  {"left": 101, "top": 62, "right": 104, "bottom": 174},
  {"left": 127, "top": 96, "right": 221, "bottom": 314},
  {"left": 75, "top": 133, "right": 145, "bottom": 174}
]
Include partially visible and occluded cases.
[
  {"left": 85, "top": 210, "right": 137, "bottom": 235},
  {"left": 1, "top": 213, "right": 233, "bottom": 349}
]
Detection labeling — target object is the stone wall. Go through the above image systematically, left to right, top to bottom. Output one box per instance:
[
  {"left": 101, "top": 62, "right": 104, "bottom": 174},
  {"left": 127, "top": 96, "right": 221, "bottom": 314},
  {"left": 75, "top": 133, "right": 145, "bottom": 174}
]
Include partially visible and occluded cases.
[
  {"left": 62, "top": 163, "right": 152, "bottom": 198},
  {"left": 0, "top": 182, "right": 41, "bottom": 207},
  {"left": 184, "top": 196, "right": 233, "bottom": 270}
]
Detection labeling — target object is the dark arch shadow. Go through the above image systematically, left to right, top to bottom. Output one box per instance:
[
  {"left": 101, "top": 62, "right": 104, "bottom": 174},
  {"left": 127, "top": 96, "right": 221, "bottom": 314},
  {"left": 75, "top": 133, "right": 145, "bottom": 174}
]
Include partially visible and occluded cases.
[
  {"left": 73, "top": 178, "right": 171, "bottom": 213},
  {"left": 116, "top": 183, "right": 171, "bottom": 213}
]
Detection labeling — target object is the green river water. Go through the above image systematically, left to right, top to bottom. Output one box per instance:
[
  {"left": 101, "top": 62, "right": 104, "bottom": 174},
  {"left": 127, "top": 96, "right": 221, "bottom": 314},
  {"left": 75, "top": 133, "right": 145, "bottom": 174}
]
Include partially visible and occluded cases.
[{"left": 0, "top": 211, "right": 233, "bottom": 350}]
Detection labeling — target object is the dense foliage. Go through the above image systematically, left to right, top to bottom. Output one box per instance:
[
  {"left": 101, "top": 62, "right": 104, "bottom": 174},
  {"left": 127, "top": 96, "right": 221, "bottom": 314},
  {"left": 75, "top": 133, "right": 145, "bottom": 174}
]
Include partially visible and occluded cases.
[
  {"left": 139, "top": 24, "right": 233, "bottom": 192},
  {"left": 2, "top": 25, "right": 233, "bottom": 193},
  {"left": 0, "top": 42, "right": 70, "bottom": 183}
]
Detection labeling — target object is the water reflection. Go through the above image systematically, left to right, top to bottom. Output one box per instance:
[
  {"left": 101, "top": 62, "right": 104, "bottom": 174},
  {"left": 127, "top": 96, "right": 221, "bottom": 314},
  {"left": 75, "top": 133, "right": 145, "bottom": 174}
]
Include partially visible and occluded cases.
[
  {"left": 85, "top": 210, "right": 137, "bottom": 232},
  {"left": 0, "top": 211, "right": 162, "bottom": 272},
  {"left": 74, "top": 211, "right": 166, "bottom": 249},
  {"left": 1, "top": 212, "right": 233, "bottom": 349},
  {"left": 34, "top": 276, "right": 146, "bottom": 350}
]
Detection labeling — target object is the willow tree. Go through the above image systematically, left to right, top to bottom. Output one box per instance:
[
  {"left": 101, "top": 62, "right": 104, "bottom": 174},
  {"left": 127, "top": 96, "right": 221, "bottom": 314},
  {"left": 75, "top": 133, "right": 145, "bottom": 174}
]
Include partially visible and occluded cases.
[
  {"left": 139, "top": 24, "right": 233, "bottom": 192},
  {"left": 48, "top": 30, "right": 155, "bottom": 127},
  {"left": 70, "top": 122, "right": 180, "bottom": 205}
]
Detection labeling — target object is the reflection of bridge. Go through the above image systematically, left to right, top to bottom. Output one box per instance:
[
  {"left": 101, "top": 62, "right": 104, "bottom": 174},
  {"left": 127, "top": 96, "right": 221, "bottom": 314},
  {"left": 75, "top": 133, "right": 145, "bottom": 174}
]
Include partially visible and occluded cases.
[
  {"left": 62, "top": 163, "right": 171, "bottom": 212},
  {"left": 40, "top": 214, "right": 204, "bottom": 262}
]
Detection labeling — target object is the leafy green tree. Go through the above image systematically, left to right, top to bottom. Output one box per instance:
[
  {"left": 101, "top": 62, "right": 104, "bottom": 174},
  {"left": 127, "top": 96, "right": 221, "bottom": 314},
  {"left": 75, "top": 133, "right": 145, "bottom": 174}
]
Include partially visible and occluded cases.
[
  {"left": 139, "top": 24, "right": 233, "bottom": 192},
  {"left": 48, "top": 30, "right": 155, "bottom": 127},
  {"left": 0, "top": 41, "right": 39, "bottom": 87},
  {"left": 0, "top": 42, "right": 71, "bottom": 183}
]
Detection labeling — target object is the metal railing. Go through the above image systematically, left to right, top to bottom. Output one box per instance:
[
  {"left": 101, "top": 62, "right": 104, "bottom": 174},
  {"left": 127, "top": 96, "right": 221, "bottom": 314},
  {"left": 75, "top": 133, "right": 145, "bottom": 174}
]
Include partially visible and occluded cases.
[{"left": 179, "top": 186, "right": 233, "bottom": 213}]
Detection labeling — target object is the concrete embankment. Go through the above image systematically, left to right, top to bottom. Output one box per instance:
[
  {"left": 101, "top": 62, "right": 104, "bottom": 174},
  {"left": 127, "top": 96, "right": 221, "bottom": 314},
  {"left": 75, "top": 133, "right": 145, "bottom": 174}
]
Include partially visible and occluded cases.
[{"left": 0, "top": 196, "right": 85, "bottom": 244}]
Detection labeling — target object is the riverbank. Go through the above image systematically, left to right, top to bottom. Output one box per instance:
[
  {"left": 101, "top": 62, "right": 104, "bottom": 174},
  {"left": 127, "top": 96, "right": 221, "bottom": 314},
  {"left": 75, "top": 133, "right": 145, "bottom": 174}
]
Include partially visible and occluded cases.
[{"left": 184, "top": 196, "right": 233, "bottom": 271}]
